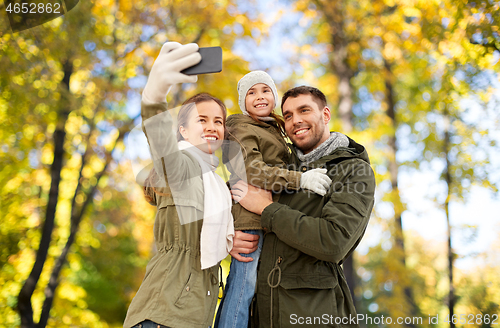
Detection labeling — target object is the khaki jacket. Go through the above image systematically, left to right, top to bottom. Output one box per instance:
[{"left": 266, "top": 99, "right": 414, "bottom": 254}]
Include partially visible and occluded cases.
[
  {"left": 123, "top": 102, "right": 219, "bottom": 328},
  {"left": 225, "top": 114, "right": 302, "bottom": 230},
  {"left": 251, "top": 137, "right": 376, "bottom": 328}
]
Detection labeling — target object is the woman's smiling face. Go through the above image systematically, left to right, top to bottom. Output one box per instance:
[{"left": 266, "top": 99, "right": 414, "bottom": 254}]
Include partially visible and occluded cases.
[{"left": 179, "top": 100, "right": 225, "bottom": 154}]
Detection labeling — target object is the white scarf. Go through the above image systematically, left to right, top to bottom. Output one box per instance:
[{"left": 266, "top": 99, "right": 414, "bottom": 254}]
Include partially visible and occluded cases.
[{"left": 177, "top": 140, "right": 234, "bottom": 269}]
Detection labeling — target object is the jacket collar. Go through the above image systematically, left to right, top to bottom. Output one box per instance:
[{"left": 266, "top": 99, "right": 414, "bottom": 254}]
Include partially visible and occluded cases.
[
  {"left": 227, "top": 113, "right": 277, "bottom": 129},
  {"left": 289, "top": 135, "right": 370, "bottom": 168}
]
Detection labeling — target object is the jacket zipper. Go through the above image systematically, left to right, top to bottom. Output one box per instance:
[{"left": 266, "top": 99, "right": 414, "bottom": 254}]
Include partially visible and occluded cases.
[{"left": 268, "top": 253, "right": 282, "bottom": 328}]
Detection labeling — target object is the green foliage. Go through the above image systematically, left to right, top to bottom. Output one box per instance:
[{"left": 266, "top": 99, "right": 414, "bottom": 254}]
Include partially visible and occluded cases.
[
  {"left": 1, "top": 0, "right": 499, "bottom": 326},
  {"left": 1, "top": 0, "right": 264, "bottom": 325},
  {"left": 288, "top": 0, "right": 500, "bottom": 324},
  {"left": 75, "top": 232, "right": 144, "bottom": 324}
]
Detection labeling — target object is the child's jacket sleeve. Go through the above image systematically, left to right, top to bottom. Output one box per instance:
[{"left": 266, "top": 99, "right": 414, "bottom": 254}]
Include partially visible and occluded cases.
[{"left": 227, "top": 122, "right": 302, "bottom": 193}]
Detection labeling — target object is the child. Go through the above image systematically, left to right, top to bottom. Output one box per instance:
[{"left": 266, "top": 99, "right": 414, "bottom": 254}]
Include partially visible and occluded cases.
[{"left": 215, "top": 71, "right": 331, "bottom": 328}]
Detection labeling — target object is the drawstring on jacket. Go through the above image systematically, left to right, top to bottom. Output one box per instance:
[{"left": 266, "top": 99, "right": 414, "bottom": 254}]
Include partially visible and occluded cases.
[
  {"left": 267, "top": 256, "right": 282, "bottom": 328},
  {"left": 217, "top": 263, "right": 225, "bottom": 299}
]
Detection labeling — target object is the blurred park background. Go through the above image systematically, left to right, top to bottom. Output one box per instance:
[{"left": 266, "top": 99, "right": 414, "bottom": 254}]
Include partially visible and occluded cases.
[{"left": 1, "top": 0, "right": 499, "bottom": 327}]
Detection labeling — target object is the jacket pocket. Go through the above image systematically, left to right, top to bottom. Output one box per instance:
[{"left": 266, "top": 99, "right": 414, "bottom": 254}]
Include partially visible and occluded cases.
[
  {"left": 330, "top": 192, "right": 368, "bottom": 217},
  {"left": 171, "top": 268, "right": 217, "bottom": 326},
  {"left": 174, "top": 270, "right": 199, "bottom": 308},
  {"left": 278, "top": 274, "right": 338, "bottom": 327}
]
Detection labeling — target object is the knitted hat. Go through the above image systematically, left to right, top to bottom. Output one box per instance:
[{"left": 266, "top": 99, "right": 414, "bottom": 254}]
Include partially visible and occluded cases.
[{"left": 237, "top": 70, "right": 278, "bottom": 116}]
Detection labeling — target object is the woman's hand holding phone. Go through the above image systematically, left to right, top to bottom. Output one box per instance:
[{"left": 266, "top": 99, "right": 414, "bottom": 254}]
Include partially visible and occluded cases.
[{"left": 142, "top": 42, "right": 201, "bottom": 104}]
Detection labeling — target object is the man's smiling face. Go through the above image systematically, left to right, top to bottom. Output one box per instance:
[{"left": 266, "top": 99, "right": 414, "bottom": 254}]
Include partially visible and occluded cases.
[{"left": 282, "top": 94, "right": 331, "bottom": 154}]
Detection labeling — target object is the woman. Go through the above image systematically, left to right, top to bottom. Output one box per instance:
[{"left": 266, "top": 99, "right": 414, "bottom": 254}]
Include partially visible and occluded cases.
[{"left": 123, "top": 42, "right": 233, "bottom": 328}]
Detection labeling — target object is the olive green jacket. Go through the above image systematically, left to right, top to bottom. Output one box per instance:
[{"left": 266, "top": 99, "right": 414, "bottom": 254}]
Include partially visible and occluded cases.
[
  {"left": 123, "top": 102, "right": 219, "bottom": 328},
  {"left": 225, "top": 114, "right": 302, "bottom": 230},
  {"left": 251, "top": 137, "right": 376, "bottom": 328}
]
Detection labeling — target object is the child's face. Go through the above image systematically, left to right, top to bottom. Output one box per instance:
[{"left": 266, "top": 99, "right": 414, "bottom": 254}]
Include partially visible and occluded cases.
[{"left": 245, "top": 83, "right": 275, "bottom": 118}]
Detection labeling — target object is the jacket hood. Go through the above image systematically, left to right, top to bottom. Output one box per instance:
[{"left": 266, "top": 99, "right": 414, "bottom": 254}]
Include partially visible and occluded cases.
[{"left": 333, "top": 136, "right": 371, "bottom": 164}]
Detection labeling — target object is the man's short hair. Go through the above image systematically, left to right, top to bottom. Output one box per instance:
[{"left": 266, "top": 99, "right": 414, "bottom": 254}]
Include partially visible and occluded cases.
[{"left": 281, "top": 86, "right": 327, "bottom": 111}]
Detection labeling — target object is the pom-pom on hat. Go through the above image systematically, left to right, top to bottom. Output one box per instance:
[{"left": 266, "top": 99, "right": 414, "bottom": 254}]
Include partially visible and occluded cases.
[{"left": 237, "top": 70, "right": 278, "bottom": 116}]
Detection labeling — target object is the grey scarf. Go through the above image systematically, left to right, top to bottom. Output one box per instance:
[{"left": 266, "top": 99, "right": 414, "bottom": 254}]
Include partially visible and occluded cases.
[{"left": 295, "top": 132, "right": 349, "bottom": 164}]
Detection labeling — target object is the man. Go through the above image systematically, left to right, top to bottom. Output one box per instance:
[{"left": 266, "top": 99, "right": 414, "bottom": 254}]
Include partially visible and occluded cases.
[{"left": 230, "top": 86, "right": 376, "bottom": 328}]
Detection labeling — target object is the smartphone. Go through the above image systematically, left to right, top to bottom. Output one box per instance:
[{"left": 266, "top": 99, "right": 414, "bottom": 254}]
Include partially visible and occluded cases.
[{"left": 181, "top": 47, "right": 223, "bottom": 75}]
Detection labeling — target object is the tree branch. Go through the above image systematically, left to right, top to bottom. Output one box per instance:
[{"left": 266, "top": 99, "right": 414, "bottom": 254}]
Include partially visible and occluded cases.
[
  {"left": 470, "top": 39, "right": 500, "bottom": 52},
  {"left": 18, "top": 57, "right": 73, "bottom": 328},
  {"left": 37, "top": 117, "right": 132, "bottom": 327}
]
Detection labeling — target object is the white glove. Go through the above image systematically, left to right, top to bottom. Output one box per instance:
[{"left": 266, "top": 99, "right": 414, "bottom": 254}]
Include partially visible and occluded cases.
[
  {"left": 142, "top": 42, "right": 202, "bottom": 104},
  {"left": 300, "top": 168, "right": 332, "bottom": 196}
]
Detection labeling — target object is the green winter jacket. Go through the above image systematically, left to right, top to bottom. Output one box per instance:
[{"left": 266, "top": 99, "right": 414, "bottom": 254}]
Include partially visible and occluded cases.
[
  {"left": 123, "top": 102, "right": 219, "bottom": 328},
  {"left": 225, "top": 114, "right": 302, "bottom": 230},
  {"left": 251, "top": 137, "right": 376, "bottom": 328}
]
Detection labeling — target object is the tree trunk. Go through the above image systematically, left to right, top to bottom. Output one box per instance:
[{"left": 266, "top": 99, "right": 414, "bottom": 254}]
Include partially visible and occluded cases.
[
  {"left": 313, "top": 0, "right": 357, "bottom": 300},
  {"left": 322, "top": 0, "right": 355, "bottom": 134},
  {"left": 17, "top": 58, "right": 73, "bottom": 328},
  {"left": 384, "top": 59, "right": 416, "bottom": 327},
  {"left": 443, "top": 109, "right": 455, "bottom": 328},
  {"left": 36, "top": 114, "right": 136, "bottom": 327},
  {"left": 37, "top": 118, "right": 94, "bottom": 327},
  {"left": 38, "top": 162, "right": 108, "bottom": 327}
]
